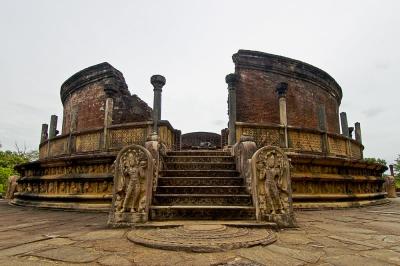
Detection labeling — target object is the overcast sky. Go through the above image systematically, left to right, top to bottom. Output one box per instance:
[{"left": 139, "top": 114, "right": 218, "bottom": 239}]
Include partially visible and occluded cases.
[{"left": 0, "top": 0, "right": 399, "bottom": 165}]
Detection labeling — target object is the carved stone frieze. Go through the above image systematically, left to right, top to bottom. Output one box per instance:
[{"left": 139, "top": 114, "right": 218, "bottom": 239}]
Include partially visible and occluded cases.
[
  {"left": 108, "top": 144, "right": 154, "bottom": 227},
  {"left": 251, "top": 146, "right": 296, "bottom": 227},
  {"left": 16, "top": 179, "right": 113, "bottom": 195}
]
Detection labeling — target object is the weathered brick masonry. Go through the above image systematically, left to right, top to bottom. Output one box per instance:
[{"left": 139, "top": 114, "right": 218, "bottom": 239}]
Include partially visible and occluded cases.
[
  {"left": 233, "top": 50, "right": 341, "bottom": 133},
  {"left": 61, "top": 62, "right": 152, "bottom": 134}
]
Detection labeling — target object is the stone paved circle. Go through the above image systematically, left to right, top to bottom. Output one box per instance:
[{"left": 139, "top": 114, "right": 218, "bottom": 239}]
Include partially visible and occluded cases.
[{"left": 127, "top": 224, "right": 277, "bottom": 252}]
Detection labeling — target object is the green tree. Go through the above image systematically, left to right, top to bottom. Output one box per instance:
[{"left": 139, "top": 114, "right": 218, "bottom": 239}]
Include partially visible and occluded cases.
[
  {"left": 0, "top": 149, "right": 38, "bottom": 193},
  {"left": 393, "top": 154, "right": 400, "bottom": 188},
  {"left": 363, "top": 157, "right": 387, "bottom": 166}
]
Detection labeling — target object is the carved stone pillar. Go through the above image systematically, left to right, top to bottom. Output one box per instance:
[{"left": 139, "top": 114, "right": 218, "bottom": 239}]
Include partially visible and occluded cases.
[
  {"left": 226, "top": 73, "right": 237, "bottom": 145},
  {"left": 151, "top": 75, "right": 166, "bottom": 133},
  {"left": 276, "top": 82, "right": 288, "bottom": 148},
  {"left": 103, "top": 98, "right": 114, "bottom": 149},
  {"left": 340, "top": 112, "right": 349, "bottom": 137},
  {"left": 49, "top": 115, "right": 58, "bottom": 139},
  {"left": 355, "top": 122, "right": 362, "bottom": 143},
  {"left": 40, "top": 124, "right": 48, "bottom": 143},
  {"left": 348, "top": 127, "right": 354, "bottom": 138}
]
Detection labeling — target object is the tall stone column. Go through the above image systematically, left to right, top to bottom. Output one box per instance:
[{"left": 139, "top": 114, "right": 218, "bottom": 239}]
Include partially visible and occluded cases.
[
  {"left": 226, "top": 73, "right": 237, "bottom": 145},
  {"left": 151, "top": 75, "right": 166, "bottom": 133},
  {"left": 276, "top": 82, "right": 288, "bottom": 148},
  {"left": 103, "top": 98, "right": 114, "bottom": 149},
  {"left": 318, "top": 105, "right": 329, "bottom": 153},
  {"left": 340, "top": 112, "right": 349, "bottom": 137},
  {"left": 49, "top": 115, "right": 58, "bottom": 139},
  {"left": 355, "top": 122, "right": 362, "bottom": 143},
  {"left": 40, "top": 124, "right": 48, "bottom": 143},
  {"left": 389, "top": 164, "right": 394, "bottom": 176}
]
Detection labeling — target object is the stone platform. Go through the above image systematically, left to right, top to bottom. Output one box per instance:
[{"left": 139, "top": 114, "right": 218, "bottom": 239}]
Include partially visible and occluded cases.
[{"left": 1, "top": 199, "right": 400, "bottom": 265}]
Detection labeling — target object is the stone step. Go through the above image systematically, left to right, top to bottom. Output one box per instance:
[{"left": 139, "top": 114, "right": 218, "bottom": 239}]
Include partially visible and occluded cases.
[
  {"left": 167, "top": 151, "right": 231, "bottom": 156},
  {"left": 164, "top": 156, "right": 234, "bottom": 163},
  {"left": 165, "top": 162, "right": 236, "bottom": 170},
  {"left": 161, "top": 170, "right": 239, "bottom": 177},
  {"left": 158, "top": 177, "right": 244, "bottom": 186},
  {"left": 156, "top": 186, "right": 247, "bottom": 194},
  {"left": 153, "top": 194, "right": 252, "bottom": 206},
  {"left": 150, "top": 206, "right": 256, "bottom": 220}
]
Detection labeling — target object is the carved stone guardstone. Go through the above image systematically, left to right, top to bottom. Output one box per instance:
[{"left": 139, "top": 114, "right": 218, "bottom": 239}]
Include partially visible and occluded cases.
[
  {"left": 233, "top": 135, "right": 257, "bottom": 193},
  {"left": 108, "top": 144, "right": 154, "bottom": 227},
  {"left": 251, "top": 146, "right": 296, "bottom": 227},
  {"left": 5, "top": 175, "right": 19, "bottom": 200},
  {"left": 384, "top": 175, "right": 397, "bottom": 198}
]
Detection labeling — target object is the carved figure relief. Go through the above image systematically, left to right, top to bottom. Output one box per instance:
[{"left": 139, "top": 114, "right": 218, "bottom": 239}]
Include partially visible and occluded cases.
[
  {"left": 108, "top": 144, "right": 154, "bottom": 226},
  {"left": 251, "top": 146, "right": 296, "bottom": 227}
]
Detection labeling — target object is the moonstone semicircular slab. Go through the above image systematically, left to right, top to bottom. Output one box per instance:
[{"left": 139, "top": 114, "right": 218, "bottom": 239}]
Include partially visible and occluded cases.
[{"left": 127, "top": 224, "right": 277, "bottom": 252}]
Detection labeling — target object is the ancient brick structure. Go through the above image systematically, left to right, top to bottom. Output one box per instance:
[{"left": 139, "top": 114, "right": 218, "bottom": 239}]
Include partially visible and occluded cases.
[
  {"left": 12, "top": 50, "right": 387, "bottom": 214},
  {"left": 233, "top": 50, "right": 341, "bottom": 133},
  {"left": 61, "top": 63, "right": 152, "bottom": 135},
  {"left": 181, "top": 132, "right": 221, "bottom": 149}
]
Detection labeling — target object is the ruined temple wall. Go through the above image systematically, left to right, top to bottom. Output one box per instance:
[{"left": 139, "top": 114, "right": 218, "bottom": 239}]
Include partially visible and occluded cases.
[
  {"left": 233, "top": 50, "right": 342, "bottom": 134},
  {"left": 61, "top": 63, "right": 153, "bottom": 135},
  {"left": 236, "top": 68, "right": 340, "bottom": 133},
  {"left": 62, "top": 82, "right": 107, "bottom": 134},
  {"left": 181, "top": 132, "right": 221, "bottom": 149}
]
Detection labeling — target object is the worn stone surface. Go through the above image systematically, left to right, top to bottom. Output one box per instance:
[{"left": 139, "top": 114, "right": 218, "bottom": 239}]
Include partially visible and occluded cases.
[
  {"left": 1, "top": 199, "right": 400, "bottom": 265},
  {"left": 127, "top": 224, "right": 277, "bottom": 252},
  {"left": 34, "top": 246, "right": 101, "bottom": 263},
  {"left": 98, "top": 254, "right": 133, "bottom": 266}
]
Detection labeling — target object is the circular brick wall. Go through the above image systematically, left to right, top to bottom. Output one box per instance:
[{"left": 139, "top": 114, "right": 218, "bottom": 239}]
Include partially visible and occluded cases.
[
  {"left": 233, "top": 50, "right": 342, "bottom": 134},
  {"left": 60, "top": 62, "right": 152, "bottom": 135},
  {"left": 181, "top": 132, "right": 221, "bottom": 149}
]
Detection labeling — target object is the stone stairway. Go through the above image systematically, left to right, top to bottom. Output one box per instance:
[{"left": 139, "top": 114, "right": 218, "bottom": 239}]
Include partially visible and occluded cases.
[{"left": 150, "top": 150, "right": 255, "bottom": 220}]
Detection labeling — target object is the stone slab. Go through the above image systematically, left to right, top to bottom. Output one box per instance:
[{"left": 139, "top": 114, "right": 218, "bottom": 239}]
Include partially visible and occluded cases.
[{"left": 34, "top": 246, "right": 101, "bottom": 263}]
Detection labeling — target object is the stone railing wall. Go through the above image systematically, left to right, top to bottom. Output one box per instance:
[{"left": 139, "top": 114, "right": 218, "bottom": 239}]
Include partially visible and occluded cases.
[
  {"left": 39, "top": 120, "right": 177, "bottom": 160},
  {"left": 235, "top": 122, "right": 363, "bottom": 159}
]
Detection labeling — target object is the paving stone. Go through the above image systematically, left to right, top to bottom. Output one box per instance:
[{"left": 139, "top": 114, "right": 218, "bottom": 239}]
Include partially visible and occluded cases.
[
  {"left": 1, "top": 197, "right": 400, "bottom": 265},
  {"left": 0, "top": 221, "right": 50, "bottom": 232},
  {"left": 363, "top": 221, "right": 400, "bottom": 236},
  {"left": 312, "top": 223, "right": 377, "bottom": 234},
  {"left": 70, "top": 229, "right": 126, "bottom": 241},
  {"left": 277, "top": 233, "right": 314, "bottom": 245},
  {"left": 327, "top": 235, "right": 382, "bottom": 249},
  {"left": 40, "top": 237, "right": 76, "bottom": 246},
  {"left": 94, "top": 238, "right": 134, "bottom": 253},
  {"left": 0, "top": 241, "right": 51, "bottom": 257},
  {"left": 238, "top": 245, "right": 305, "bottom": 266},
  {"left": 266, "top": 245, "right": 323, "bottom": 264},
  {"left": 34, "top": 246, "right": 101, "bottom": 263},
  {"left": 323, "top": 247, "right": 356, "bottom": 257},
  {"left": 359, "top": 249, "right": 400, "bottom": 265},
  {"left": 98, "top": 254, "right": 133, "bottom": 266},
  {"left": 322, "top": 254, "right": 391, "bottom": 266},
  {"left": 3, "top": 256, "right": 67, "bottom": 265},
  {"left": 212, "top": 256, "right": 264, "bottom": 266}
]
